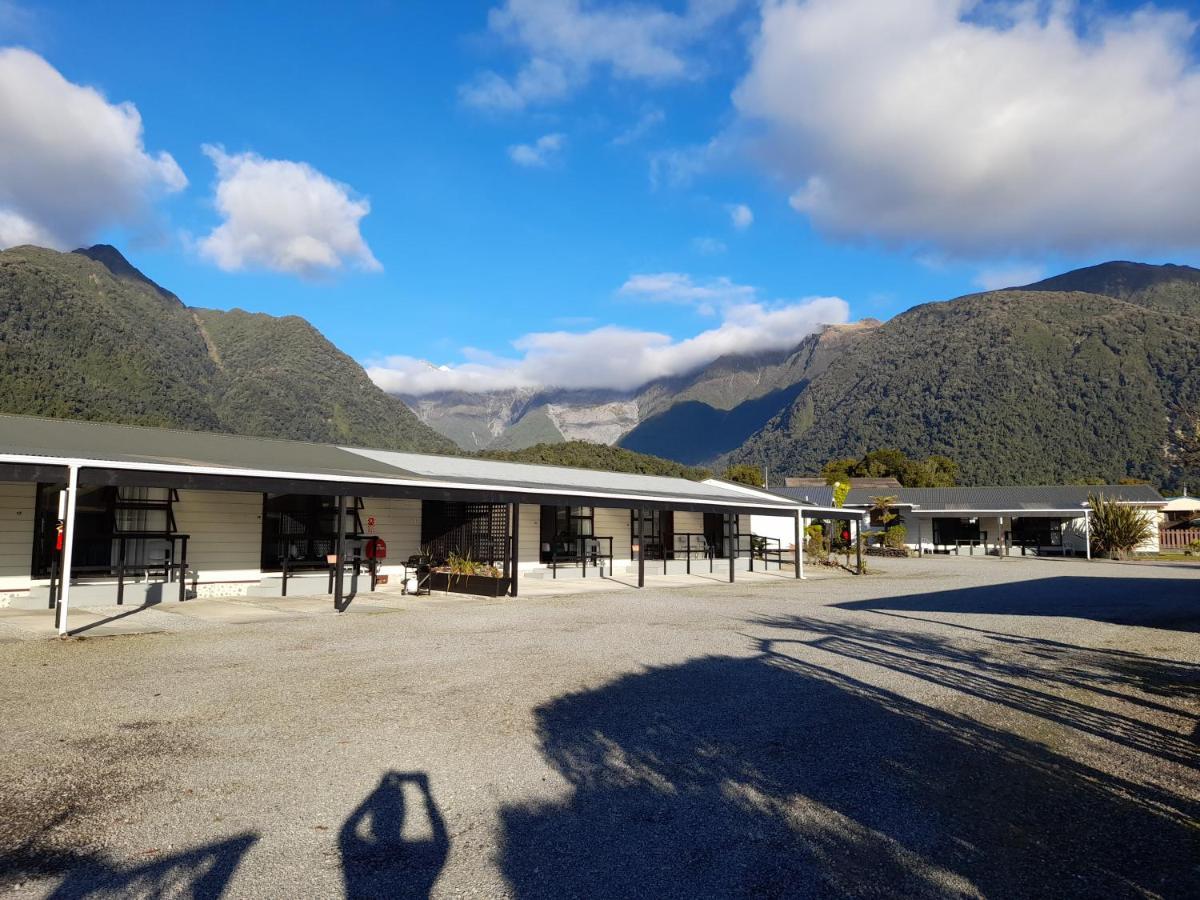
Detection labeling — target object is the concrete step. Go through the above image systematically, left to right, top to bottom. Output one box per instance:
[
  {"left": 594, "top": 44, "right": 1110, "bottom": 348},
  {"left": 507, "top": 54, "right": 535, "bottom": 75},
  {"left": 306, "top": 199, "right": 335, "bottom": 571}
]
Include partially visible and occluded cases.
[{"left": 8, "top": 580, "right": 191, "bottom": 609}]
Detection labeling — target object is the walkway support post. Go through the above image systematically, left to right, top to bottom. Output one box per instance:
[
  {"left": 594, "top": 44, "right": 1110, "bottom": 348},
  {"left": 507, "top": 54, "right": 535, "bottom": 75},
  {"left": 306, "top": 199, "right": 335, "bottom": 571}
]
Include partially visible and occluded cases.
[
  {"left": 56, "top": 465, "right": 80, "bottom": 636},
  {"left": 333, "top": 494, "right": 346, "bottom": 610},
  {"left": 510, "top": 503, "right": 520, "bottom": 596},
  {"left": 637, "top": 509, "right": 645, "bottom": 588},
  {"left": 1085, "top": 509, "right": 1091, "bottom": 561},
  {"left": 795, "top": 512, "right": 804, "bottom": 580},
  {"left": 728, "top": 513, "right": 735, "bottom": 583},
  {"left": 855, "top": 516, "right": 863, "bottom": 575}
]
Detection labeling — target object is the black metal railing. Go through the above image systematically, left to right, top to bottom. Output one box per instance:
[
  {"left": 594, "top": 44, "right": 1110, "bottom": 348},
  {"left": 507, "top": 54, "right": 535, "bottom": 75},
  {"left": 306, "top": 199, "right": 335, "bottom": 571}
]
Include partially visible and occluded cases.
[{"left": 548, "top": 535, "right": 614, "bottom": 579}]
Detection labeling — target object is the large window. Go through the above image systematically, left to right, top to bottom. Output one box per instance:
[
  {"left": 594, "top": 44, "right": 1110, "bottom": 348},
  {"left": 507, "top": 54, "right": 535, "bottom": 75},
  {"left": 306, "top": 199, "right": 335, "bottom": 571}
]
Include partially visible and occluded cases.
[
  {"left": 32, "top": 484, "right": 178, "bottom": 578},
  {"left": 261, "top": 494, "right": 362, "bottom": 571},
  {"left": 421, "top": 501, "right": 509, "bottom": 566},
  {"left": 540, "top": 506, "right": 593, "bottom": 563},
  {"left": 631, "top": 509, "right": 673, "bottom": 559},
  {"left": 703, "top": 512, "right": 740, "bottom": 558},
  {"left": 931, "top": 517, "right": 982, "bottom": 548},
  {"left": 1012, "top": 517, "right": 1062, "bottom": 548}
]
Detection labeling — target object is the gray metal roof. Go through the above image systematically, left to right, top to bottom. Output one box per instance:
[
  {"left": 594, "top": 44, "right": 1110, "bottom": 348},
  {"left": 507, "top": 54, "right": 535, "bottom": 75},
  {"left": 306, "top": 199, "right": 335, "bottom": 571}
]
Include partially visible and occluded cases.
[
  {"left": 0, "top": 414, "right": 798, "bottom": 511},
  {"left": 770, "top": 483, "right": 1165, "bottom": 511}
]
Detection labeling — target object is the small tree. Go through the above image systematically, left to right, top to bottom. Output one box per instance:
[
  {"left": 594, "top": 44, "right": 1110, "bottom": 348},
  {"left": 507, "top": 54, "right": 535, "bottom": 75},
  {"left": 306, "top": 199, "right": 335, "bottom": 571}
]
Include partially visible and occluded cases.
[
  {"left": 723, "top": 464, "right": 765, "bottom": 488},
  {"left": 832, "top": 480, "right": 850, "bottom": 508},
  {"left": 867, "top": 494, "right": 898, "bottom": 544},
  {"left": 1087, "top": 494, "right": 1155, "bottom": 560}
]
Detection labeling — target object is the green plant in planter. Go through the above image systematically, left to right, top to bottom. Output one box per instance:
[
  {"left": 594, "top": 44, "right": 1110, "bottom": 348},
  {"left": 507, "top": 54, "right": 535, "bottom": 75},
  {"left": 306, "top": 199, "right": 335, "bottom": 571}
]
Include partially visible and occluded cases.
[{"left": 446, "top": 552, "right": 501, "bottom": 579}]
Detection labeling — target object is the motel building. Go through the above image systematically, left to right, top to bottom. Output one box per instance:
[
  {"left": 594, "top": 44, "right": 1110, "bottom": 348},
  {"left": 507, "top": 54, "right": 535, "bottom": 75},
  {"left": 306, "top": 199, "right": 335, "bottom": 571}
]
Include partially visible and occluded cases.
[
  {"left": 0, "top": 415, "right": 852, "bottom": 634},
  {"left": 754, "top": 484, "right": 1167, "bottom": 557}
]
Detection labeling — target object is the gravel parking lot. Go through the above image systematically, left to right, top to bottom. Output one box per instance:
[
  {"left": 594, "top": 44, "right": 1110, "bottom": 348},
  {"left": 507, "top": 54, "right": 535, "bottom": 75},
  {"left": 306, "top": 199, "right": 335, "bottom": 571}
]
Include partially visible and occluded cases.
[{"left": 2, "top": 555, "right": 1198, "bottom": 898}]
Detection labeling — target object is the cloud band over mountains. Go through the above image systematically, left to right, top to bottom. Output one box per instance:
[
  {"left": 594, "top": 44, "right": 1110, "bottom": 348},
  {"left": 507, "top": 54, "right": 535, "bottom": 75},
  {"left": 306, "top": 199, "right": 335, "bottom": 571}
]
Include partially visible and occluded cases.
[{"left": 367, "top": 276, "right": 848, "bottom": 395}]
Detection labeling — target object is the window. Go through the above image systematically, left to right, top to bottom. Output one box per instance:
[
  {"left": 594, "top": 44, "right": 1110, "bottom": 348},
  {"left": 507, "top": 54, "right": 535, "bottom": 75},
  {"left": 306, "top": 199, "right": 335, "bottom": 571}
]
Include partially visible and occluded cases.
[
  {"left": 32, "top": 483, "right": 178, "bottom": 578},
  {"left": 261, "top": 494, "right": 362, "bottom": 571},
  {"left": 540, "top": 506, "right": 593, "bottom": 563},
  {"left": 631, "top": 509, "right": 673, "bottom": 559},
  {"left": 703, "top": 512, "right": 740, "bottom": 558}
]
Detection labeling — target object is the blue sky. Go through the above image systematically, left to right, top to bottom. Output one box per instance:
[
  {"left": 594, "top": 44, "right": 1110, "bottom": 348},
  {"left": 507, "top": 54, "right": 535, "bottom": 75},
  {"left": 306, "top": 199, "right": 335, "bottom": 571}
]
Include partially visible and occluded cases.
[{"left": 2, "top": 1, "right": 1198, "bottom": 394}]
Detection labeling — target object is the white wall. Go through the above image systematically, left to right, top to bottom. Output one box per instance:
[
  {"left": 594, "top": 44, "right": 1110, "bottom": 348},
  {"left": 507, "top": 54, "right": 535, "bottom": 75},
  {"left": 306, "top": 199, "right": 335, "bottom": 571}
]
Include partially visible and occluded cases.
[
  {"left": 0, "top": 482, "right": 36, "bottom": 594},
  {"left": 174, "top": 490, "right": 263, "bottom": 585},
  {"left": 358, "top": 497, "right": 422, "bottom": 576},
  {"left": 517, "top": 503, "right": 541, "bottom": 572},
  {"left": 595, "top": 506, "right": 633, "bottom": 563},
  {"left": 748, "top": 512, "right": 800, "bottom": 550}
]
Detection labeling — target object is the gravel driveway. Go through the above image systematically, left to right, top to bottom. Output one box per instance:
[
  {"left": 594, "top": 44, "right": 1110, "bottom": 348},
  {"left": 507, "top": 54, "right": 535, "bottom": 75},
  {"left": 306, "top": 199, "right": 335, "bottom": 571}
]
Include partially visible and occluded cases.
[{"left": 1, "top": 556, "right": 1197, "bottom": 898}]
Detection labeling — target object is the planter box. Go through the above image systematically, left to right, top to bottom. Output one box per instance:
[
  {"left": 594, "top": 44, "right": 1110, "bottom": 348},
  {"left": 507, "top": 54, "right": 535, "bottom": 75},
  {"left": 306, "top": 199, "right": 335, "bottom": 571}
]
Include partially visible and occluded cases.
[{"left": 428, "top": 572, "right": 512, "bottom": 597}]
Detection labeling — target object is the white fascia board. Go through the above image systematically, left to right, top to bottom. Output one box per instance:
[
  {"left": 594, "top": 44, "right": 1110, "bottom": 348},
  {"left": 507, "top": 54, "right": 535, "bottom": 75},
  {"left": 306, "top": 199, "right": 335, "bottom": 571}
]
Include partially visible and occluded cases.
[
  {"left": 0, "top": 452, "right": 796, "bottom": 513},
  {"left": 905, "top": 508, "right": 1088, "bottom": 516}
]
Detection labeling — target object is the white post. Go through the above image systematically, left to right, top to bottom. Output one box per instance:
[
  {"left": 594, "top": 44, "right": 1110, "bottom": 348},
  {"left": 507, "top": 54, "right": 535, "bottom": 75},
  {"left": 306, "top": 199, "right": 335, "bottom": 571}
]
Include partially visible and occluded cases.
[
  {"left": 57, "top": 465, "right": 80, "bottom": 636},
  {"left": 1085, "top": 510, "right": 1091, "bottom": 561},
  {"left": 798, "top": 513, "right": 805, "bottom": 580}
]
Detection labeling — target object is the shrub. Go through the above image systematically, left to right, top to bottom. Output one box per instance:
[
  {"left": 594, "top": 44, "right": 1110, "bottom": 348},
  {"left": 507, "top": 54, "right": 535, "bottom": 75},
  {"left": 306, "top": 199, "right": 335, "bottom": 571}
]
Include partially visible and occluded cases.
[
  {"left": 1087, "top": 494, "right": 1155, "bottom": 560},
  {"left": 884, "top": 524, "right": 908, "bottom": 550},
  {"left": 446, "top": 552, "right": 500, "bottom": 578}
]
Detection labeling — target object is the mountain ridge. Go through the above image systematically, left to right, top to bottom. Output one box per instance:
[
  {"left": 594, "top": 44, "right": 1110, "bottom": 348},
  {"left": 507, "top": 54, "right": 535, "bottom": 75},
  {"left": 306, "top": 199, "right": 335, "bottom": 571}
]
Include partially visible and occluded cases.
[{"left": 0, "top": 244, "right": 455, "bottom": 453}]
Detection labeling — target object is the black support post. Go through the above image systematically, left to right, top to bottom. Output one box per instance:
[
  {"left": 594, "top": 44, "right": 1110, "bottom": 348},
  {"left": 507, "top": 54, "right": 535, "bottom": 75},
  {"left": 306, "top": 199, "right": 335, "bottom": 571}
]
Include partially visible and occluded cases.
[
  {"left": 333, "top": 494, "right": 347, "bottom": 610},
  {"left": 509, "top": 502, "right": 519, "bottom": 597},
  {"left": 637, "top": 509, "right": 645, "bottom": 588},
  {"left": 728, "top": 513, "right": 735, "bottom": 583},
  {"left": 856, "top": 518, "right": 863, "bottom": 575},
  {"left": 178, "top": 536, "right": 188, "bottom": 603},
  {"left": 116, "top": 537, "right": 126, "bottom": 605}
]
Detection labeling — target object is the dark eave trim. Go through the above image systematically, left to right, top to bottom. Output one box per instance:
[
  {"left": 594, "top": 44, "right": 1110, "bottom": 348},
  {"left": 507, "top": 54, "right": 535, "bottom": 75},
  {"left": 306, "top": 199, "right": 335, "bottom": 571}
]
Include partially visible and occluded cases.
[{"left": 76, "top": 467, "right": 796, "bottom": 517}]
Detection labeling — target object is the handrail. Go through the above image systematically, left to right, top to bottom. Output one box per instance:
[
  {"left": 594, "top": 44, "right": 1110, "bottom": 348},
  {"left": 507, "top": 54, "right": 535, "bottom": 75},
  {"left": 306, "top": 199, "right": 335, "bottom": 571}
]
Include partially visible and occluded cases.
[
  {"left": 110, "top": 532, "right": 190, "bottom": 605},
  {"left": 750, "top": 534, "right": 784, "bottom": 571},
  {"left": 550, "top": 535, "right": 614, "bottom": 578}
]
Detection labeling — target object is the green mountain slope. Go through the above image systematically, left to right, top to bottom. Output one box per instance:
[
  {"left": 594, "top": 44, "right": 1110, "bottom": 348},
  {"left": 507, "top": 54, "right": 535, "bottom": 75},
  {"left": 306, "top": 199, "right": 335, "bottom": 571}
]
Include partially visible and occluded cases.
[
  {"left": 0, "top": 244, "right": 455, "bottom": 453},
  {"left": 732, "top": 265, "right": 1200, "bottom": 486}
]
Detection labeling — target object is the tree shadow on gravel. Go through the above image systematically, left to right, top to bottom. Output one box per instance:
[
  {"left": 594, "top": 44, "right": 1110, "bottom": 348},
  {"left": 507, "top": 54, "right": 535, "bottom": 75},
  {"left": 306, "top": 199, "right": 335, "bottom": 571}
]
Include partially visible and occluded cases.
[
  {"left": 836, "top": 575, "right": 1200, "bottom": 632},
  {"left": 499, "top": 648, "right": 1200, "bottom": 899},
  {"left": 0, "top": 832, "right": 257, "bottom": 899}
]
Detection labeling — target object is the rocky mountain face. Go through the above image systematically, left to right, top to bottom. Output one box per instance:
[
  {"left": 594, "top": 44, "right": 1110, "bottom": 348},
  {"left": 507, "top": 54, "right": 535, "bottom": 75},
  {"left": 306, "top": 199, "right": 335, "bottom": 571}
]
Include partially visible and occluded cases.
[
  {"left": 0, "top": 244, "right": 456, "bottom": 453},
  {"left": 730, "top": 262, "right": 1200, "bottom": 485},
  {"left": 399, "top": 321, "right": 881, "bottom": 460}
]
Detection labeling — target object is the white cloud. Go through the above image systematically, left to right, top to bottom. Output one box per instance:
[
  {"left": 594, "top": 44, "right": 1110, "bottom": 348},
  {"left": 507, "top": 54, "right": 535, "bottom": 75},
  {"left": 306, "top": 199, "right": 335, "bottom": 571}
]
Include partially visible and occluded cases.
[
  {"left": 461, "top": 0, "right": 739, "bottom": 111},
  {"left": 733, "top": 0, "right": 1200, "bottom": 255},
  {"left": 0, "top": 48, "right": 186, "bottom": 250},
  {"left": 612, "top": 107, "right": 665, "bottom": 145},
  {"left": 508, "top": 132, "right": 566, "bottom": 167},
  {"left": 197, "top": 146, "right": 380, "bottom": 277},
  {"left": 728, "top": 203, "right": 753, "bottom": 230},
  {"left": 692, "top": 236, "right": 727, "bottom": 254},
  {"left": 973, "top": 264, "right": 1046, "bottom": 292},
  {"left": 619, "top": 272, "right": 754, "bottom": 313},
  {"left": 368, "top": 274, "right": 847, "bottom": 395}
]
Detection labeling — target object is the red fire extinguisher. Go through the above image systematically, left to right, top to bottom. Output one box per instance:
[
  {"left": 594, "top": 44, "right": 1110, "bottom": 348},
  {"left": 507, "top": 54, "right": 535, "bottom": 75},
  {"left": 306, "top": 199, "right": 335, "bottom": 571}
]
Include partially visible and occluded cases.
[{"left": 55, "top": 521, "right": 65, "bottom": 552}]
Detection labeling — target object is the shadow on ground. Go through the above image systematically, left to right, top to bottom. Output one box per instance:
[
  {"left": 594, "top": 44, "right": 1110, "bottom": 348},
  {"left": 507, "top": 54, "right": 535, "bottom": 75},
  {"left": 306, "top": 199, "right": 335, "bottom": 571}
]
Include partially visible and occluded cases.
[
  {"left": 837, "top": 575, "right": 1200, "bottom": 631},
  {"left": 499, "top": 644, "right": 1199, "bottom": 898},
  {"left": 340, "top": 771, "right": 449, "bottom": 898},
  {"left": 1, "top": 772, "right": 450, "bottom": 899},
  {"left": 0, "top": 832, "right": 258, "bottom": 899}
]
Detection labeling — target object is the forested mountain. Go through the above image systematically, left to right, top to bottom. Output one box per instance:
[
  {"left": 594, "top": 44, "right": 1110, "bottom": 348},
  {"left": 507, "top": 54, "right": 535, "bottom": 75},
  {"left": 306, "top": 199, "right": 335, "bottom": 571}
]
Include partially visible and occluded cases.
[
  {"left": 0, "top": 244, "right": 455, "bottom": 453},
  {"left": 731, "top": 264, "right": 1200, "bottom": 485}
]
